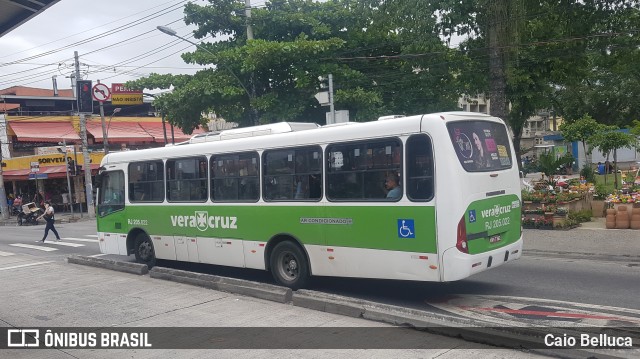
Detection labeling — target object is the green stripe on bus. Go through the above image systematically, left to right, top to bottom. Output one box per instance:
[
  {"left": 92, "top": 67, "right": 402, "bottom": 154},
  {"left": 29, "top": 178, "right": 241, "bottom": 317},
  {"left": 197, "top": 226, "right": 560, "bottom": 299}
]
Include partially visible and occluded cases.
[{"left": 98, "top": 204, "right": 438, "bottom": 253}]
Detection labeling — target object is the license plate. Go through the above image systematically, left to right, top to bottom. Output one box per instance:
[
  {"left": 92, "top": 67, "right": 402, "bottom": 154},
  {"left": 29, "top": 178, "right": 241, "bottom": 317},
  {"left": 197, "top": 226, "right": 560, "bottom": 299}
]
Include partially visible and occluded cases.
[{"left": 489, "top": 235, "right": 501, "bottom": 243}]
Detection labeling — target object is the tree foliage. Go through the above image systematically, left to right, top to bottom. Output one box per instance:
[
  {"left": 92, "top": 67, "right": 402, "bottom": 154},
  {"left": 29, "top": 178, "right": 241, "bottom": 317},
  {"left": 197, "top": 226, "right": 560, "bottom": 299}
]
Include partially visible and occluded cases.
[
  {"left": 126, "top": 0, "right": 640, "bottom": 139},
  {"left": 127, "top": 0, "right": 462, "bottom": 132},
  {"left": 559, "top": 114, "right": 610, "bottom": 167},
  {"left": 590, "top": 128, "right": 637, "bottom": 188}
]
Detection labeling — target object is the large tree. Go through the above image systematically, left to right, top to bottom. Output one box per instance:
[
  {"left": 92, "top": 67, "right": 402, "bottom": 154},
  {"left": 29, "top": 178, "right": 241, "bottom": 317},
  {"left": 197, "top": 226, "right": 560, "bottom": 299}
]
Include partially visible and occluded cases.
[
  {"left": 128, "top": 0, "right": 461, "bottom": 132},
  {"left": 554, "top": 1, "right": 640, "bottom": 126}
]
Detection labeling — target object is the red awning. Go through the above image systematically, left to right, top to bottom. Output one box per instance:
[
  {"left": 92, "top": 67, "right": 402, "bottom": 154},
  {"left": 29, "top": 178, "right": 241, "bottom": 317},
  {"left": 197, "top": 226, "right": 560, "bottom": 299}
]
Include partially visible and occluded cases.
[
  {"left": 9, "top": 122, "right": 80, "bottom": 142},
  {"left": 87, "top": 122, "right": 154, "bottom": 143},
  {"left": 138, "top": 122, "right": 205, "bottom": 143},
  {"left": 2, "top": 164, "right": 99, "bottom": 180},
  {"left": 1, "top": 168, "right": 31, "bottom": 180}
]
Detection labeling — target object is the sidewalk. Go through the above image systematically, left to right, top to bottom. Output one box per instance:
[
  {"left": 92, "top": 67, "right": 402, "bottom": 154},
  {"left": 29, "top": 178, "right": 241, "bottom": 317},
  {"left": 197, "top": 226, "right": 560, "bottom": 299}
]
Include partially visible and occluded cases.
[
  {"left": 0, "top": 210, "right": 94, "bottom": 225},
  {"left": 524, "top": 217, "right": 640, "bottom": 261},
  {"left": 0, "top": 256, "right": 549, "bottom": 358}
]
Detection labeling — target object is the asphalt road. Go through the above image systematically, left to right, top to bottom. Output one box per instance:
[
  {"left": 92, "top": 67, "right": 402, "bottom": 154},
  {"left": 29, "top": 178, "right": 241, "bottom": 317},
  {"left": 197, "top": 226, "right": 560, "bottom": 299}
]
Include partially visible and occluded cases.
[{"left": 1, "top": 220, "right": 639, "bottom": 328}]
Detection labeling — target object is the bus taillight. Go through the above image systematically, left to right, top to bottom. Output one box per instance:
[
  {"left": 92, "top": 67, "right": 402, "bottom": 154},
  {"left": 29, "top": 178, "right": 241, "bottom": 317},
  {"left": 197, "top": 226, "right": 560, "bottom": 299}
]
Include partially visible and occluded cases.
[{"left": 456, "top": 215, "right": 468, "bottom": 253}]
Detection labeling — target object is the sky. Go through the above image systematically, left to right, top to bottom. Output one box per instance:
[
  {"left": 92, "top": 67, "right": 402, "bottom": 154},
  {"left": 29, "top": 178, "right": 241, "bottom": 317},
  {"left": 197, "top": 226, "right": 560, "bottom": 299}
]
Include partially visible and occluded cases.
[{"left": 0, "top": 0, "right": 263, "bottom": 93}]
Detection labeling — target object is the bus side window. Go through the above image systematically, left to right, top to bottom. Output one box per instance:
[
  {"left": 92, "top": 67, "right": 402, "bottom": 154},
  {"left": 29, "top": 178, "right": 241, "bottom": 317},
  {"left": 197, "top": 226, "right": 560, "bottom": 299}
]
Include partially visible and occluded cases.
[
  {"left": 406, "top": 134, "right": 434, "bottom": 201},
  {"left": 327, "top": 139, "right": 401, "bottom": 201},
  {"left": 263, "top": 146, "right": 321, "bottom": 202},
  {"left": 212, "top": 152, "right": 260, "bottom": 202}
]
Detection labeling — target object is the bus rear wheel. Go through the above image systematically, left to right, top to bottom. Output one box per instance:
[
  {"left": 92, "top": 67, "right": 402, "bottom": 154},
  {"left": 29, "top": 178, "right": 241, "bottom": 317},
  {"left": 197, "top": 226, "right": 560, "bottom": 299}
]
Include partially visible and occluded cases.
[
  {"left": 134, "top": 234, "right": 156, "bottom": 268},
  {"left": 270, "top": 241, "right": 309, "bottom": 290}
]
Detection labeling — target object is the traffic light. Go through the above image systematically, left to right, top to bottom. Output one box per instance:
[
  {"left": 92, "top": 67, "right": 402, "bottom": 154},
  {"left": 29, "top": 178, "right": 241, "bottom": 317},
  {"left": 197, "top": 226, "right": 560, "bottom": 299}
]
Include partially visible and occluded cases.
[
  {"left": 318, "top": 75, "right": 329, "bottom": 90},
  {"left": 77, "top": 80, "right": 93, "bottom": 113},
  {"left": 67, "top": 159, "right": 75, "bottom": 175},
  {"left": 76, "top": 165, "right": 82, "bottom": 175}
]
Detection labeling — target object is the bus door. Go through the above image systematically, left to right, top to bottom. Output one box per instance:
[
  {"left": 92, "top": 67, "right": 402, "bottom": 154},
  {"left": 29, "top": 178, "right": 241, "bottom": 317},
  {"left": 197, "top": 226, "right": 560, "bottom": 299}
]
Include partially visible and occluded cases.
[{"left": 96, "top": 170, "right": 127, "bottom": 254}]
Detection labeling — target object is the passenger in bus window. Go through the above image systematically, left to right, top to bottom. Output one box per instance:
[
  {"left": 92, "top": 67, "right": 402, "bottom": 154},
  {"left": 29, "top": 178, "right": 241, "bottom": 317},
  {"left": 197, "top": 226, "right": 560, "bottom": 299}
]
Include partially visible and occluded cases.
[
  {"left": 472, "top": 132, "right": 489, "bottom": 169},
  {"left": 385, "top": 173, "right": 402, "bottom": 200},
  {"left": 308, "top": 174, "right": 321, "bottom": 199}
]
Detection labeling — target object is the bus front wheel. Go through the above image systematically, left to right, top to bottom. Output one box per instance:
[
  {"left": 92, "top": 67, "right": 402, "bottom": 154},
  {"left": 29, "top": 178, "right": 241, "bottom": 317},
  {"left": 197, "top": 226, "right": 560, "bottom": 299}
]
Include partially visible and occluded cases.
[
  {"left": 134, "top": 234, "right": 156, "bottom": 268},
  {"left": 270, "top": 241, "right": 309, "bottom": 290}
]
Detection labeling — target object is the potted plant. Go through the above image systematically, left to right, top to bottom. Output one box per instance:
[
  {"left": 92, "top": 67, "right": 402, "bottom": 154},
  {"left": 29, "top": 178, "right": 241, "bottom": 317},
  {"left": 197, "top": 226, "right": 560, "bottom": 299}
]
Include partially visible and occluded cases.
[
  {"left": 591, "top": 183, "right": 607, "bottom": 217},
  {"left": 553, "top": 207, "right": 568, "bottom": 227}
]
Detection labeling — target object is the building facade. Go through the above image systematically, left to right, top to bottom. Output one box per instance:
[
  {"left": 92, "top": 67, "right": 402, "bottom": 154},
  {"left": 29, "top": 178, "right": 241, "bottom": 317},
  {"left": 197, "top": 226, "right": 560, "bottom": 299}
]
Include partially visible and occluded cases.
[{"left": 0, "top": 86, "right": 204, "bottom": 211}]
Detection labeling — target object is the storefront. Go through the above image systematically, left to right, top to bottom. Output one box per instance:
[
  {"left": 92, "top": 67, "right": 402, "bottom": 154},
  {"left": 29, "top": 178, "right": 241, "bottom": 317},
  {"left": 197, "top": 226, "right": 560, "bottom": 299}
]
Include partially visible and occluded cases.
[{"left": 2, "top": 148, "right": 104, "bottom": 211}]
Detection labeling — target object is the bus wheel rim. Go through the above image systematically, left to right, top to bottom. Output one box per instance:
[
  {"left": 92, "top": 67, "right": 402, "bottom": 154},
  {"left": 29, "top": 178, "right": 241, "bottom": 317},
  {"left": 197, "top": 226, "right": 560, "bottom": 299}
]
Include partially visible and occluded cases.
[
  {"left": 140, "top": 242, "right": 152, "bottom": 260},
  {"left": 278, "top": 251, "right": 298, "bottom": 281}
]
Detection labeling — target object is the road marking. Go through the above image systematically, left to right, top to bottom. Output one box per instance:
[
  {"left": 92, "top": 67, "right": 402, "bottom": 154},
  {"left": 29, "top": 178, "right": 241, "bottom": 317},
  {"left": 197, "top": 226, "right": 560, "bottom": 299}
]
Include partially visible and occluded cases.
[
  {"left": 86, "top": 234, "right": 98, "bottom": 238},
  {"left": 61, "top": 237, "right": 98, "bottom": 243},
  {"left": 47, "top": 241, "right": 85, "bottom": 248},
  {"left": 9, "top": 244, "right": 57, "bottom": 252},
  {"left": 0, "top": 251, "right": 15, "bottom": 256},
  {"left": 88, "top": 253, "right": 108, "bottom": 257},
  {"left": 0, "top": 261, "right": 53, "bottom": 271},
  {"left": 427, "top": 294, "right": 640, "bottom": 327},
  {"left": 458, "top": 305, "right": 623, "bottom": 320}
]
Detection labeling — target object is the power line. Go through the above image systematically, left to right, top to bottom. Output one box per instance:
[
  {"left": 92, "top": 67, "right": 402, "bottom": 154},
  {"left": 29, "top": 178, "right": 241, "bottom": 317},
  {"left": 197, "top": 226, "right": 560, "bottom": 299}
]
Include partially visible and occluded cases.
[{"left": 0, "top": 1, "right": 188, "bottom": 68}]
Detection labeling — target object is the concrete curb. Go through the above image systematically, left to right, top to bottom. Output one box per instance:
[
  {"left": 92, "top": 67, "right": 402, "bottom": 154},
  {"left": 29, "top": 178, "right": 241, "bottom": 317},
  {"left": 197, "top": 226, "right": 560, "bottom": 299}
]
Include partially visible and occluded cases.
[
  {"left": 66, "top": 255, "right": 149, "bottom": 275},
  {"left": 149, "top": 266, "right": 292, "bottom": 304},
  {"left": 291, "top": 289, "right": 621, "bottom": 359}
]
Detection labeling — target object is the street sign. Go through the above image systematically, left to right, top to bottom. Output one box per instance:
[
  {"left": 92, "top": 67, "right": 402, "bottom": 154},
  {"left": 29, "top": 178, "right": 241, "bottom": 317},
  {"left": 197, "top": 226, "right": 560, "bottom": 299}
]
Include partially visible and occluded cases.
[
  {"left": 92, "top": 83, "right": 111, "bottom": 102},
  {"left": 111, "top": 83, "right": 143, "bottom": 105},
  {"left": 314, "top": 92, "right": 329, "bottom": 106},
  {"left": 111, "top": 94, "right": 143, "bottom": 105},
  {"left": 30, "top": 161, "right": 39, "bottom": 173},
  {"left": 29, "top": 173, "right": 48, "bottom": 180}
]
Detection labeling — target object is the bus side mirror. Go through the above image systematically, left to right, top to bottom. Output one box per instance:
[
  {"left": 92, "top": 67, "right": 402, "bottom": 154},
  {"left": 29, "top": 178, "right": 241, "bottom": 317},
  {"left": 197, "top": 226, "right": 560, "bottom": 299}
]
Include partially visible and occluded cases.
[
  {"left": 519, "top": 171, "right": 524, "bottom": 179},
  {"left": 95, "top": 172, "right": 103, "bottom": 188}
]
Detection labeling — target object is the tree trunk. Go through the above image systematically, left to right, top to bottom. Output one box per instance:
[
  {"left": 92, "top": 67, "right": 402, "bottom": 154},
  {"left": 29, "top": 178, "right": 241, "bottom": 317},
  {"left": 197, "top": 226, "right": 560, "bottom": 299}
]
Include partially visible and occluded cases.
[{"left": 488, "top": 25, "right": 509, "bottom": 121}]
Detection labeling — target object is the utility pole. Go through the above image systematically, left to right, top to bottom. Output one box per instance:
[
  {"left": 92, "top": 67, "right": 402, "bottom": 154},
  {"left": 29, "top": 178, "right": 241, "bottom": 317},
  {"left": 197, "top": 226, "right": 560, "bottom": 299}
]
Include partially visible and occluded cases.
[
  {"left": 244, "top": 0, "right": 254, "bottom": 40},
  {"left": 244, "top": 0, "right": 259, "bottom": 125},
  {"left": 74, "top": 51, "right": 95, "bottom": 218},
  {"left": 328, "top": 74, "right": 335, "bottom": 125},
  {"left": 97, "top": 80, "right": 109, "bottom": 154},
  {"left": 61, "top": 139, "right": 74, "bottom": 217},
  {"left": 0, "top": 140, "right": 8, "bottom": 220}
]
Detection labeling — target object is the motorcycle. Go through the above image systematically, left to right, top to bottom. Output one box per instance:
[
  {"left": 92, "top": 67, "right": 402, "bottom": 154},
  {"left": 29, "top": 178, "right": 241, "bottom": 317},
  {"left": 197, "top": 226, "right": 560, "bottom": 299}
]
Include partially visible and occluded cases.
[
  {"left": 17, "top": 202, "right": 43, "bottom": 226},
  {"left": 10, "top": 205, "right": 21, "bottom": 216}
]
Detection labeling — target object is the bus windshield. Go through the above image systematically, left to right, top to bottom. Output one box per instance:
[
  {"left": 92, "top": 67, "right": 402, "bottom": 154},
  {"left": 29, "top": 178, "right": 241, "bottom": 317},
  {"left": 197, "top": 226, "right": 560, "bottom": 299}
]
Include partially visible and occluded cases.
[{"left": 447, "top": 121, "right": 513, "bottom": 172}]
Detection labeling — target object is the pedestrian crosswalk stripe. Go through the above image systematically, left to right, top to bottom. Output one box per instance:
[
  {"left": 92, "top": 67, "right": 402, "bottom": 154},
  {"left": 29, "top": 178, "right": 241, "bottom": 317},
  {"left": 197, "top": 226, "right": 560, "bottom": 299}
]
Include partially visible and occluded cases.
[
  {"left": 86, "top": 235, "right": 98, "bottom": 238},
  {"left": 61, "top": 237, "right": 98, "bottom": 243},
  {"left": 48, "top": 241, "right": 84, "bottom": 248},
  {"left": 9, "top": 244, "right": 57, "bottom": 252},
  {"left": 0, "top": 251, "right": 15, "bottom": 256},
  {"left": 0, "top": 261, "right": 53, "bottom": 271}
]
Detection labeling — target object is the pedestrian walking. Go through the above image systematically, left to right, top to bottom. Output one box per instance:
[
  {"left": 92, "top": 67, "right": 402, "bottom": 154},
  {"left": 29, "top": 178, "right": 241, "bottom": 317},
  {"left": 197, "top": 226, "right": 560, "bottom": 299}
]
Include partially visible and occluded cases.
[{"left": 35, "top": 201, "right": 60, "bottom": 243}]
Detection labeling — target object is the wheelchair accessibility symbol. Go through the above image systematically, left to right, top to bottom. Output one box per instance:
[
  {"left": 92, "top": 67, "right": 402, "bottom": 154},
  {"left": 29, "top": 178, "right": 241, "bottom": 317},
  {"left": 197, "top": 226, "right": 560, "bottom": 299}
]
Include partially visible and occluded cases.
[{"left": 397, "top": 219, "right": 415, "bottom": 238}]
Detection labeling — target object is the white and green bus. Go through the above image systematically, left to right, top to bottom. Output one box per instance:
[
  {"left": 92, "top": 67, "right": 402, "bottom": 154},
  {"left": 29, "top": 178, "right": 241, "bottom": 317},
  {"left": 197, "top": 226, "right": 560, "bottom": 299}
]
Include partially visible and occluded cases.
[{"left": 96, "top": 112, "right": 522, "bottom": 289}]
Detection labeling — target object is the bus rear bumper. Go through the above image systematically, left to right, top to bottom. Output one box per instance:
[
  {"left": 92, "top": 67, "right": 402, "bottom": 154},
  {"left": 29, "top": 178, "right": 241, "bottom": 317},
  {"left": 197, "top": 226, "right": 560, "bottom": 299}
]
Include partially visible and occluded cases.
[{"left": 441, "top": 237, "right": 523, "bottom": 281}]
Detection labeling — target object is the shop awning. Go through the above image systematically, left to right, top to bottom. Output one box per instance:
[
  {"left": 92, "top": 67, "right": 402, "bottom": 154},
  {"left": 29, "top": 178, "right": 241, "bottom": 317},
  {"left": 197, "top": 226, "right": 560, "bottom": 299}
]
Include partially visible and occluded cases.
[
  {"left": 9, "top": 121, "right": 80, "bottom": 142},
  {"left": 87, "top": 122, "right": 154, "bottom": 143},
  {"left": 138, "top": 122, "right": 205, "bottom": 143},
  {"left": 2, "top": 164, "right": 99, "bottom": 180}
]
